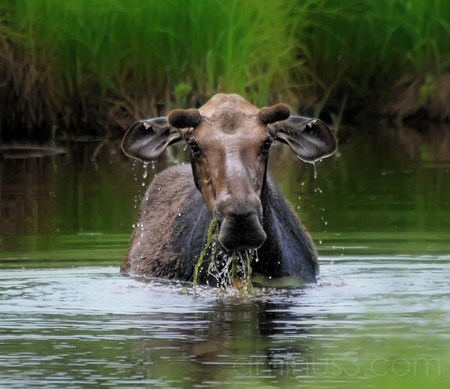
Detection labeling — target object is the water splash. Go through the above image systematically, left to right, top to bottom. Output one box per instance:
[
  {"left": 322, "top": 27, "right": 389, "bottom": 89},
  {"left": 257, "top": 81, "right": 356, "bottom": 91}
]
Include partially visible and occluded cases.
[
  {"left": 193, "top": 218, "right": 255, "bottom": 293},
  {"left": 206, "top": 245, "right": 255, "bottom": 292}
]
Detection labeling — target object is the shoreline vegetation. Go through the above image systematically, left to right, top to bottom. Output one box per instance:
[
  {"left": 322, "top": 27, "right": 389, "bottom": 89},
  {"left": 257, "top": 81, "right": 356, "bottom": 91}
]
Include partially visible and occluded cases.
[{"left": 1, "top": 0, "right": 449, "bottom": 142}]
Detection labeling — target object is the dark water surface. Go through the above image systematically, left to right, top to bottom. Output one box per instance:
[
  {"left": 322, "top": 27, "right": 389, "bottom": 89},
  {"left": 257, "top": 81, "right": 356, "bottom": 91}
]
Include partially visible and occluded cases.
[{"left": 1, "top": 126, "right": 450, "bottom": 388}]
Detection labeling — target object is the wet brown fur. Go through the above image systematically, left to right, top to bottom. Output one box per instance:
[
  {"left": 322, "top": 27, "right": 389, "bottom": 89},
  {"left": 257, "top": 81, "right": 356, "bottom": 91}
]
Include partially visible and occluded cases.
[
  {"left": 121, "top": 93, "right": 337, "bottom": 283},
  {"left": 121, "top": 165, "right": 194, "bottom": 278}
]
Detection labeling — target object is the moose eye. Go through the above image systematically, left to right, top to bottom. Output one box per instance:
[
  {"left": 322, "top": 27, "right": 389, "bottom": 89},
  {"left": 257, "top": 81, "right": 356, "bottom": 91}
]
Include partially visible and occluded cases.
[
  {"left": 261, "top": 138, "right": 273, "bottom": 155},
  {"left": 188, "top": 141, "right": 202, "bottom": 158}
]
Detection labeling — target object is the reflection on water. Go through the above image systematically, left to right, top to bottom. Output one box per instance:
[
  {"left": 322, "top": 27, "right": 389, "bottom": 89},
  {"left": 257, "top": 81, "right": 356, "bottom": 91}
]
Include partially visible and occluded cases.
[
  {"left": 1, "top": 125, "right": 450, "bottom": 387},
  {"left": 277, "top": 125, "right": 450, "bottom": 259},
  {"left": 1, "top": 126, "right": 450, "bottom": 260},
  {"left": 0, "top": 259, "right": 449, "bottom": 388}
]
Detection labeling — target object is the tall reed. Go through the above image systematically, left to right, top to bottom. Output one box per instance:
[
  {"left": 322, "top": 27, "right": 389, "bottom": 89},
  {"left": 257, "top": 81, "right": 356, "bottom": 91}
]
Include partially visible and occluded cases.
[
  {"left": 1, "top": 0, "right": 449, "bottom": 141},
  {"left": 2, "top": 0, "right": 299, "bottom": 140},
  {"left": 292, "top": 0, "right": 450, "bottom": 117}
]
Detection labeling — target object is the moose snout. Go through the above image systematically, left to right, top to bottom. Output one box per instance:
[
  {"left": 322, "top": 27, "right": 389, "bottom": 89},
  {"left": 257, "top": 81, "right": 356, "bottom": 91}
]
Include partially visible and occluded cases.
[{"left": 215, "top": 194, "right": 267, "bottom": 252}]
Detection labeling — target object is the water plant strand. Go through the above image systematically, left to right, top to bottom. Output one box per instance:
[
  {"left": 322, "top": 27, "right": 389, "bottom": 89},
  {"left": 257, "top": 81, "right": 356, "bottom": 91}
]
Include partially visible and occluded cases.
[{"left": 193, "top": 216, "right": 217, "bottom": 289}]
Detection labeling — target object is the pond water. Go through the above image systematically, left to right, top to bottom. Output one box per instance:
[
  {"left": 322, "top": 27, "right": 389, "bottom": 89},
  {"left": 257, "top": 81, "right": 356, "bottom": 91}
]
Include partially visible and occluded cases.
[{"left": 1, "top": 125, "right": 450, "bottom": 388}]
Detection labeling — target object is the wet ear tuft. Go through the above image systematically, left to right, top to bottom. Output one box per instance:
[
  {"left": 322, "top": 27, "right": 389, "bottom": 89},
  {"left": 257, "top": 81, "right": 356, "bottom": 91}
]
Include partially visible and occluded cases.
[
  {"left": 259, "top": 103, "right": 291, "bottom": 125},
  {"left": 168, "top": 109, "right": 202, "bottom": 129}
]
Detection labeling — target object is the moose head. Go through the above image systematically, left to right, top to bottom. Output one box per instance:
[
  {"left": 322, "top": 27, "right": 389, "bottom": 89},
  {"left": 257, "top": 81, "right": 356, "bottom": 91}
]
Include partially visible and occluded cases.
[{"left": 122, "top": 94, "right": 336, "bottom": 252}]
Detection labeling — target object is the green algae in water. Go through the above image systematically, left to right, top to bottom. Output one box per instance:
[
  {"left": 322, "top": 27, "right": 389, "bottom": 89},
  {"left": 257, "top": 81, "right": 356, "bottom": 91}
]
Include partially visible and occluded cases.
[{"left": 193, "top": 217, "right": 255, "bottom": 293}]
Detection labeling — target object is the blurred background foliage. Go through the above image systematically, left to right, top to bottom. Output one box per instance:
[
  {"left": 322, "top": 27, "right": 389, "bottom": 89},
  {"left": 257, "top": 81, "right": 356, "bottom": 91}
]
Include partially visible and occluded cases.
[{"left": 0, "top": 0, "right": 449, "bottom": 142}]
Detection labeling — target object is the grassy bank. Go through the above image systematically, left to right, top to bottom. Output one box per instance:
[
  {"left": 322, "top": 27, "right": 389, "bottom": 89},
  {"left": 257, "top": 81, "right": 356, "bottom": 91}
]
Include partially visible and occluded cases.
[
  {"left": 1, "top": 0, "right": 449, "bottom": 141},
  {"left": 294, "top": 0, "right": 450, "bottom": 120}
]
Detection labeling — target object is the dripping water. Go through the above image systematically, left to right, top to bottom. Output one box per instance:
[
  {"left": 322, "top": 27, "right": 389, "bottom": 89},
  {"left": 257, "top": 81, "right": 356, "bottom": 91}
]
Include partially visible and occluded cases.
[
  {"left": 142, "top": 162, "right": 149, "bottom": 179},
  {"left": 312, "top": 162, "right": 317, "bottom": 179},
  {"left": 196, "top": 233, "right": 256, "bottom": 292}
]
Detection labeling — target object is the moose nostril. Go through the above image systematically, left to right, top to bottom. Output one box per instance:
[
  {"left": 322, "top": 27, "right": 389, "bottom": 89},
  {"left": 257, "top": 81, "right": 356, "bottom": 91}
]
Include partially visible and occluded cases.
[
  {"left": 227, "top": 203, "right": 256, "bottom": 220},
  {"left": 229, "top": 210, "right": 254, "bottom": 221},
  {"left": 218, "top": 214, "right": 267, "bottom": 252}
]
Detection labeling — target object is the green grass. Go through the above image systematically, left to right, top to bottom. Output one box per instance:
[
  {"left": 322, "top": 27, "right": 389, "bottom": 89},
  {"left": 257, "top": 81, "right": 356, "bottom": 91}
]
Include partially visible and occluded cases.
[
  {"left": 1, "top": 0, "right": 449, "bottom": 141},
  {"left": 1, "top": 0, "right": 298, "bottom": 140},
  {"left": 290, "top": 0, "right": 450, "bottom": 115},
  {"left": 293, "top": 0, "right": 450, "bottom": 115}
]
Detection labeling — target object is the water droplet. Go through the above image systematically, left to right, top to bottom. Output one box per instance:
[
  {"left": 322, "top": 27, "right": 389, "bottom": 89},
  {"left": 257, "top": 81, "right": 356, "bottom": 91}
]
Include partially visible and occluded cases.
[{"left": 143, "top": 162, "right": 149, "bottom": 179}]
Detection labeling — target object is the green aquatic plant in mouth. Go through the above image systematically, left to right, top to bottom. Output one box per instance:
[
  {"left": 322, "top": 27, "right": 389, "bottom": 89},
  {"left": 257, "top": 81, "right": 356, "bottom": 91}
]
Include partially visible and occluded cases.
[{"left": 193, "top": 217, "right": 255, "bottom": 293}]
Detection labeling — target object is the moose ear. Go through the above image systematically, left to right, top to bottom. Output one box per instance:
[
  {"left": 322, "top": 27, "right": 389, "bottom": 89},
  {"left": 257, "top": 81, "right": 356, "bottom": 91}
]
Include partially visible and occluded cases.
[
  {"left": 259, "top": 103, "right": 291, "bottom": 125},
  {"left": 168, "top": 108, "right": 202, "bottom": 129},
  {"left": 269, "top": 116, "right": 337, "bottom": 162},
  {"left": 121, "top": 117, "right": 181, "bottom": 161}
]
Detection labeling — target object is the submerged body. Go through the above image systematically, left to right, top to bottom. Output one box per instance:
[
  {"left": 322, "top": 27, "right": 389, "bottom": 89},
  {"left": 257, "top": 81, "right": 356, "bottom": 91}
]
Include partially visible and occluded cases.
[
  {"left": 120, "top": 94, "right": 336, "bottom": 287},
  {"left": 121, "top": 164, "right": 318, "bottom": 284}
]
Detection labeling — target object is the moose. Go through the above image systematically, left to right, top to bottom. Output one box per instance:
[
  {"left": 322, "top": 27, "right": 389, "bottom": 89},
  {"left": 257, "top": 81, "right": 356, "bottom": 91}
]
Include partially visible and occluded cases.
[{"left": 121, "top": 94, "right": 337, "bottom": 286}]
